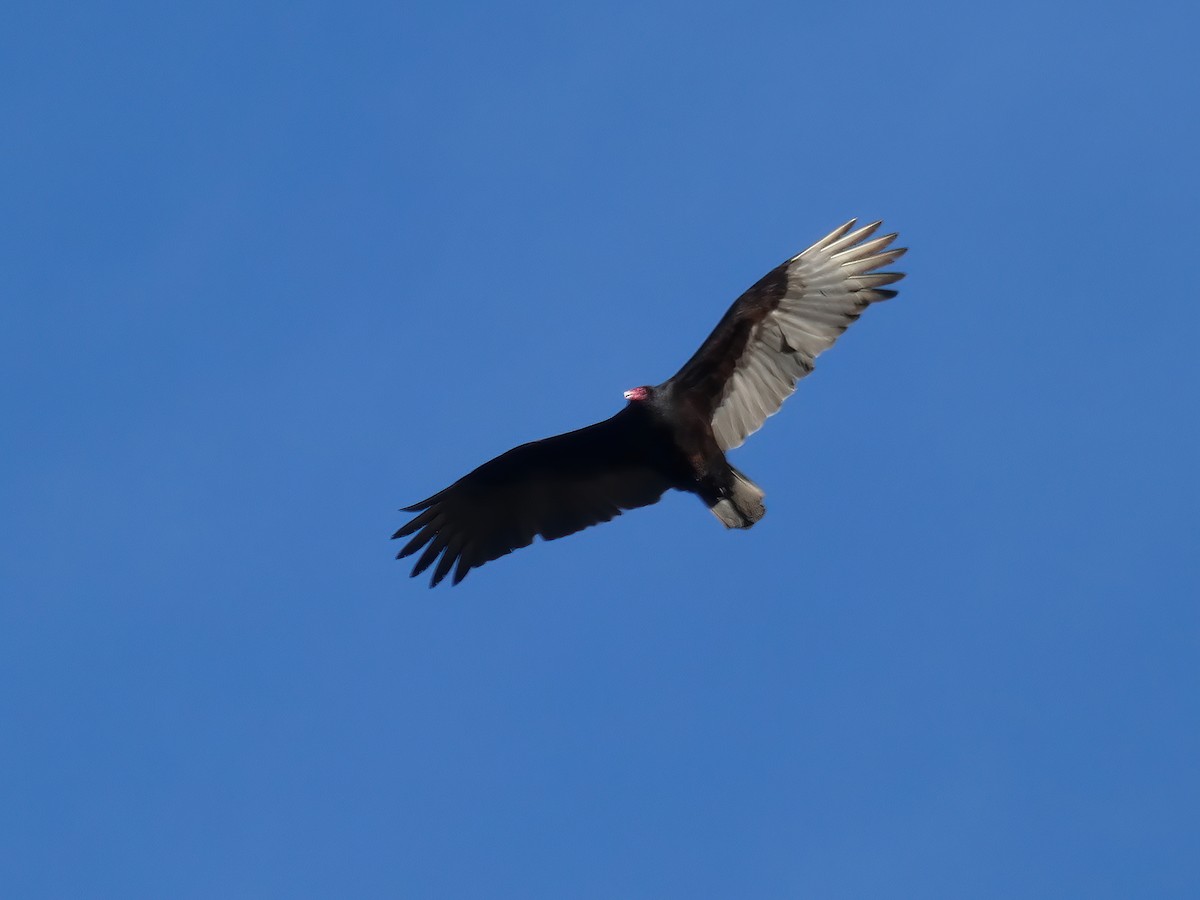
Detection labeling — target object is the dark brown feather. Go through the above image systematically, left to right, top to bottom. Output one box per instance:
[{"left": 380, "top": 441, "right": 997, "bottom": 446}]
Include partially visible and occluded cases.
[{"left": 393, "top": 407, "right": 674, "bottom": 586}]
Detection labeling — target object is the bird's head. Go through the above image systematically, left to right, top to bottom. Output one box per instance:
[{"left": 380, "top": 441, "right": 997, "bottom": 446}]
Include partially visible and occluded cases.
[{"left": 623, "top": 385, "right": 652, "bottom": 403}]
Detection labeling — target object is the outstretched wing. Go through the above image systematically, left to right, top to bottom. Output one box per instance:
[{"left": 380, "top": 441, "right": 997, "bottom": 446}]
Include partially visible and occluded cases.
[
  {"left": 667, "top": 220, "right": 906, "bottom": 451},
  {"left": 393, "top": 408, "right": 671, "bottom": 586}
]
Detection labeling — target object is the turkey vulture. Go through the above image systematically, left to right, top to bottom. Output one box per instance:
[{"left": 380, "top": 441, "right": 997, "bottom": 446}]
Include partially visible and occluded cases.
[{"left": 395, "top": 219, "right": 906, "bottom": 586}]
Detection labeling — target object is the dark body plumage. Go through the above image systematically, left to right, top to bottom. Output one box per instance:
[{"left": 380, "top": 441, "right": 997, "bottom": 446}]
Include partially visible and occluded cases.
[{"left": 395, "top": 219, "right": 906, "bottom": 586}]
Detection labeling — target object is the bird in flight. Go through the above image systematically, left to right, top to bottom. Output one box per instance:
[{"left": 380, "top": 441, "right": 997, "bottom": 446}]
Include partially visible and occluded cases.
[{"left": 395, "top": 219, "right": 906, "bottom": 586}]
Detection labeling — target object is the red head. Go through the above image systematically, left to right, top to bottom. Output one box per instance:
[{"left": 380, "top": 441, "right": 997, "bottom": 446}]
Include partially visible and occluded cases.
[{"left": 623, "top": 386, "right": 651, "bottom": 402}]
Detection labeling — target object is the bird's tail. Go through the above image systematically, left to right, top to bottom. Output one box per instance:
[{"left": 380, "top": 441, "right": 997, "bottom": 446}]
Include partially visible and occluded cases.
[{"left": 708, "top": 465, "right": 766, "bottom": 529}]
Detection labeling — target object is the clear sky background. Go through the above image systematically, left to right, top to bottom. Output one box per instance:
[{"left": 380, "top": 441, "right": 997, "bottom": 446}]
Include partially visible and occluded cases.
[{"left": 3, "top": 2, "right": 1198, "bottom": 897}]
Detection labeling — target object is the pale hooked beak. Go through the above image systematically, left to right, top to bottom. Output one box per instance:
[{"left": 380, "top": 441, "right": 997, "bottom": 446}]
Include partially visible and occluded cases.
[{"left": 623, "top": 389, "right": 635, "bottom": 400}]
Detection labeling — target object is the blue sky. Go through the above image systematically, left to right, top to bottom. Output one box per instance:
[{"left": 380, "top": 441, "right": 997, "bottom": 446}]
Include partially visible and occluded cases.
[{"left": 3, "top": 1, "right": 1198, "bottom": 896}]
